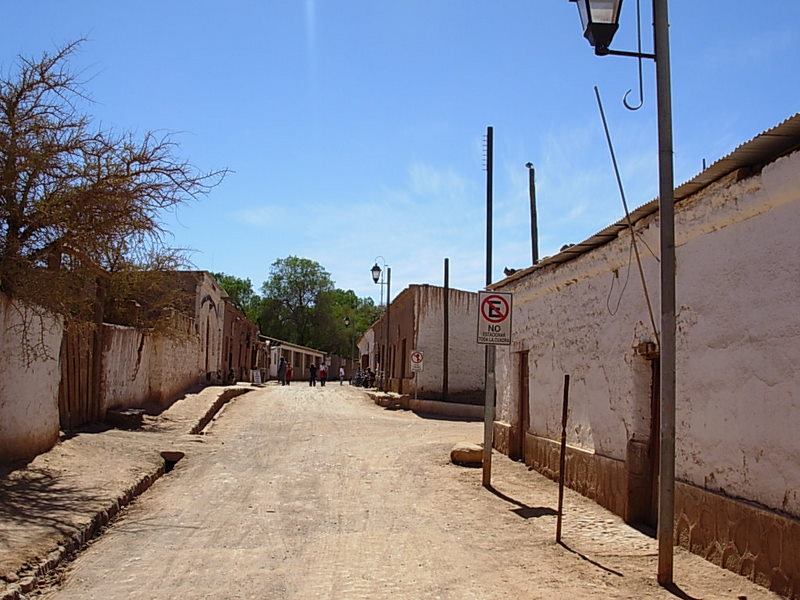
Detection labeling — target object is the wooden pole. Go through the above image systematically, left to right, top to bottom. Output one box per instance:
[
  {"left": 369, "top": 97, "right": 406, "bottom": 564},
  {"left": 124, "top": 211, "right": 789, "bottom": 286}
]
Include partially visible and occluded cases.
[
  {"left": 527, "top": 162, "right": 539, "bottom": 265},
  {"left": 443, "top": 257, "right": 449, "bottom": 402},
  {"left": 556, "top": 374, "right": 570, "bottom": 543}
]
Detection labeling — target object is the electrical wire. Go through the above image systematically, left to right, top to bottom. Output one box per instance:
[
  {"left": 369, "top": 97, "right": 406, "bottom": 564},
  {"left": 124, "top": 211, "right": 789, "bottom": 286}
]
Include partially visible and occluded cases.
[
  {"left": 594, "top": 86, "right": 660, "bottom": 348},
  {"left": 606, "top": 236, "right": 634, "bottom": 316}
]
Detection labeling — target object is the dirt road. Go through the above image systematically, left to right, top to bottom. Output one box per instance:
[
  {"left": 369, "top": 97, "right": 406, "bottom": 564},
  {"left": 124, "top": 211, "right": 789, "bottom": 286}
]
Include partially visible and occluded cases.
[{"left": 35, "top": 383, "right": 779, "bottom": 599}]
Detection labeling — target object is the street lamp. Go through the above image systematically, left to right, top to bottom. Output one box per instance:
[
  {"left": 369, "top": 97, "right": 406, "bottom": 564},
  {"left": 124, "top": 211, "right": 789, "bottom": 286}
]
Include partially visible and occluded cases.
[
  {"left": 567, "top": 0, "right": 676, "bottom": 586},
  {"left": 573, "top": 0, "right": 623, "bottom": 54},
  {"left": 370, "top": 257, "right": 391, "bottom": 392},
  {"left": 344, "top": 316, "right": 354, "bottom": 367}
]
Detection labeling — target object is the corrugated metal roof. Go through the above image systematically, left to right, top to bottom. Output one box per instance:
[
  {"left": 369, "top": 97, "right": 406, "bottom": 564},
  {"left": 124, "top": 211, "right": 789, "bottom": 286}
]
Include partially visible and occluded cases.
[{"left": 493, "top": 113, "right": 800, "bottom": 289}]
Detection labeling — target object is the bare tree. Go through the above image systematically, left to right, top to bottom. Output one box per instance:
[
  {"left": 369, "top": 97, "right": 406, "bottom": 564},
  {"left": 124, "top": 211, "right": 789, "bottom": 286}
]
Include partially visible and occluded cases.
[{"left": 0, "top": 40, "right": 226, "bottom": 327}]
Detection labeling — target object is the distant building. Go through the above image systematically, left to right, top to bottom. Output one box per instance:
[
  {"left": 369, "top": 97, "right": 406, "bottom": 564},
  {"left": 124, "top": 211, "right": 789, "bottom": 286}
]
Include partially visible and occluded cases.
[
  {"left": 368, "top": 284, "right": 484, "bottom": 401},
  {"left": 221, "top": 299, "right": 260, "bottom": 383},
  {"left": 266, "top": 338, "right": 325, "bottom": 381}
]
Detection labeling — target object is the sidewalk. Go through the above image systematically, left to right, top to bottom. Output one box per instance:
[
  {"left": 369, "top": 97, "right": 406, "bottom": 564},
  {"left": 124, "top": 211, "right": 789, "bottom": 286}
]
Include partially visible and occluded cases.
[{"left": 0, "top": 385, "right": 252, "bottom": 600}]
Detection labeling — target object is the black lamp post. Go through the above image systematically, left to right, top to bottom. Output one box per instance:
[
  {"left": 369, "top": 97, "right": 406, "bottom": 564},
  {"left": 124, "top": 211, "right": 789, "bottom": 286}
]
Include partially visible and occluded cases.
[
  {"left": 567, "top": 0, "right": 676, "bottom": 586},
  {"left": 370, "top": 258, "right": 391, "bottom": 392},
  {"left": 344, "top": 316, "right": 354, "bottom": 369}
]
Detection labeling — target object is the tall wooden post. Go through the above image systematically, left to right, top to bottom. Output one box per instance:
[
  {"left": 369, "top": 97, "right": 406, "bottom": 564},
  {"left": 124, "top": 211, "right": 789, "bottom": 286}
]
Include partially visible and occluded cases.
[{"left": 443, "top": 257, "right": 450, "bottom": 402}]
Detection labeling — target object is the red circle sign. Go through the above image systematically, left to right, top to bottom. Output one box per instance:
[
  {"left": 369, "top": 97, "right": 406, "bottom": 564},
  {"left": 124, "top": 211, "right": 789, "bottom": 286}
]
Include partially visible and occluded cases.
[
  {"left": 481, "top": 294, "right": 510, "bottom": 323},
  {"left": 410, "top": 351, "right": 423, "bottom": 363}
]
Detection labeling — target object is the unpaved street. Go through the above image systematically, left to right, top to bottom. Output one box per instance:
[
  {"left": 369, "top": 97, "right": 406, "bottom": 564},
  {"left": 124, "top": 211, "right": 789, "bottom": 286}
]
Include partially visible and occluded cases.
[{"left": 36, "top": 383, "right": 779, "bottom": 599}]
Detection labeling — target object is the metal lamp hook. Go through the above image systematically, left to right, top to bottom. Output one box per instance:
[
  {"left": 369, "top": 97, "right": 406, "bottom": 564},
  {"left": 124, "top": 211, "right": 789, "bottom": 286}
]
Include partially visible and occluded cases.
[{"left": 623, "top": 0, "right": 645, "bottom": 111}]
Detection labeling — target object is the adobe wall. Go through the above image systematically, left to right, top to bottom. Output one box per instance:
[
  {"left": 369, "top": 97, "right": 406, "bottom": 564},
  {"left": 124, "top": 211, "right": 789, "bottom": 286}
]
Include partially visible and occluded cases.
[
  {"left": 493, "top": 149, "right": 800, "bottom": 595},
  {"left": 495, "top": 149, "right": 800, "bottom": 516},
  {"left": 194, "top": 272, "right": 226, "bottom": 383},
  {"left": 415, "top": 286, "right": 484, "bottom": 398},
  {"left": 0, "top": 293, "right": 63, "bottom": 462},
  {"left": 147, "top": 317, "right": 202, "bottom": 406},
  {"left": 100, "top": 323, "right": 202, "bottom": 413},
  {"left": 100, "top": 324, "right": 152, "bottom": 414}
]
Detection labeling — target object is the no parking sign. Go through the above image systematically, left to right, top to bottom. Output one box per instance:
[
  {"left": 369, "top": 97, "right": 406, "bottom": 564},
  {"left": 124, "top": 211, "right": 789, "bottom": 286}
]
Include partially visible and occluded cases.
[
  {"left": 476, "top": 291, "right": 512, "bottom": 345},
  {"left": 410, "top": 350, "right": 424, "bottom": 372}
]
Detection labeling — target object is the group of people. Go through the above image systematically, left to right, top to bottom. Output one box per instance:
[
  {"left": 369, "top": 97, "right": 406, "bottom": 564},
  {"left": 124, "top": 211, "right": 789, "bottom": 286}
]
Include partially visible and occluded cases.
[
  {"left": 276, "top": 357, "right": 374, "bottom": 388},
  {"left": 276, "top": 357, "right": 294, "bottom": 385},
  {"left": 307, "top": 362, "right": 329, "bottom": 386}
]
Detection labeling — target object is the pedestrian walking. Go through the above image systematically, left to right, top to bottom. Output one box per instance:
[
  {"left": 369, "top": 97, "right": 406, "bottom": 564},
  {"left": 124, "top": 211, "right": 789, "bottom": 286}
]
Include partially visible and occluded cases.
[
  {"left": 277, "top": 357, "right": 287, "bottom": 386},
  {"left": 308, "top": 362, "right": 317, "bottom": 386},
  {"left": 286, "top": 363, "right": 293, "bottom": 385},
  {"left": 319, "top": 364, "right": 328, "bottom": 386},
  {"left": 339, "top": 365, "right": 345, "bottom": 385},
  {"left": 366, "top": 368, "right": 375, "bottom": 387}
]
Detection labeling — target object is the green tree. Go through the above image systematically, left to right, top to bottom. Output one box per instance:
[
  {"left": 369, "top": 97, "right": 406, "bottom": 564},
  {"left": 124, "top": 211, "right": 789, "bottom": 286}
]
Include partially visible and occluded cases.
[
  {"left": 260, "top": 256, "right": 334, "bottom": 347},
  {"left": 212, "top": 272, "right": 260, "bottom": 322},
  {"left": 312, "top": 288, "right": 381, "bottom": 357}
]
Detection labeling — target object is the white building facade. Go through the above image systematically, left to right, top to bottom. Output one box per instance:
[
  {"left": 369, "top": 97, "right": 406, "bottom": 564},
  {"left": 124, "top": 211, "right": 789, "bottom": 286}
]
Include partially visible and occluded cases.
[{"left": 491, "top": 115, "right": 800, "bottom": 597}]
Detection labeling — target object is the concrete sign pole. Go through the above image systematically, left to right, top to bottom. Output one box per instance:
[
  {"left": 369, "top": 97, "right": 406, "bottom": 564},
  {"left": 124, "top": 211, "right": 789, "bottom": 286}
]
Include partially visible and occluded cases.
[
  {"left": 653, "top": 0, "right": 677, "bottom": 585},
  {"left": 482, "top": 125, "right": 494, "bottom": 487}
]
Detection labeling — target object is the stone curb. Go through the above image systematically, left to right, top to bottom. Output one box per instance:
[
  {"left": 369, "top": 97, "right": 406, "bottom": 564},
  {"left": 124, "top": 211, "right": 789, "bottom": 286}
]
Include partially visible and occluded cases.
[
  {"left": 1, "top": 387, "right": 251, "bottom": 600},
  {"left": 190, "top": 388, "right": 250, "bottom": 434},
  {"left": 367, "top": 392, "right": 483, "bottom": 420}
]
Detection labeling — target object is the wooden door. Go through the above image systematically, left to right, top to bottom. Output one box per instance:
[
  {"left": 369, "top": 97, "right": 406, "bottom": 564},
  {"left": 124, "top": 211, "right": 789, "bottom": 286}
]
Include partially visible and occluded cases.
[
  {"left": 58, "top": 324, "right": 96, "bottom": 430},
  {"left": 514, "top": 351, "right": 530, "bottom": 461}
]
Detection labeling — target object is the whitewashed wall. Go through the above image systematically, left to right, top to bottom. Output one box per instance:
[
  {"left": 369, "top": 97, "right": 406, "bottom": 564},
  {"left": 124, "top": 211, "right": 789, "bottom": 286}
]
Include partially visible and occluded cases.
[
  {"left": 495, "top": 149, "right": 800, "bottom": 517},
  {"left": 674, "top": 151, "right": 800, "bottom": 515},
  {"left": 495, "top": 221, "right": 658, "bottom": 460},
  {"left": 416, "top": 286, "right": 484, "bottom": 395},
  {"left": 0, "top": 293, "right": 63, "bottom": 462},
  {"left": 101, "top": 323, "right": 201, "bottom": 414},
  {"left": 101, "top": 324, "right": 152, "bottom": 413},
  {"left": 148, "top": 329, "right": 202, "bottom": 405}
]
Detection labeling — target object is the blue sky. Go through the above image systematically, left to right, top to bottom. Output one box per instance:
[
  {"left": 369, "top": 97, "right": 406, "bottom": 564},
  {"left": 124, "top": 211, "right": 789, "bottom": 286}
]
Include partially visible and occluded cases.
[{"left": 3, "top": 2, "right": 798, "bottom": 306}]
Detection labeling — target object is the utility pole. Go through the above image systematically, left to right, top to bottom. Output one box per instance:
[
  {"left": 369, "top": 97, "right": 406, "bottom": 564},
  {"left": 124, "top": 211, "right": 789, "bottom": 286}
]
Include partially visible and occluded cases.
[
  {"left": 653, "top": 0, "right": 677, "bottom": 585},
  {"left": 482, "top": 126, "right": 495, "bottom": 487},
  {"left": 526, "top": 162, "right": 539, "bottom": 265},
  {"left": 443, "top": 257, "right": 449, "bottom": 402}
]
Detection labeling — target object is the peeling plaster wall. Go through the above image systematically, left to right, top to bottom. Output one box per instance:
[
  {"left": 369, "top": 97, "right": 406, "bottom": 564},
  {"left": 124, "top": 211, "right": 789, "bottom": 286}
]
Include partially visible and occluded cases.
[
  {"left": 495, "top": 149, "right": 800, "bottom": 517},
  {"left": 674, "top": 152, "right": 800, "bottom": 516},
  {"left": 496, "top": 226, "right": 657, "bottom": 461},
  {"left": 0, "top": 293, "right": 63, "bottom": 462},
  {"left": 100, "top": 323, "right": 202, "bottom": 414},
  {"left": 101, "top": 324, "right": 152, "bottom": 414}
]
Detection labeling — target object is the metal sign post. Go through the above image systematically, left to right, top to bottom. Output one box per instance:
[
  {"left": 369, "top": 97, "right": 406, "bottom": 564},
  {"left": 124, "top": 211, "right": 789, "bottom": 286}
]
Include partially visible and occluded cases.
[
  {"left": 477, "top": 290, "right": 512, "bottom": 487},
  {"left": 410, "top": 350, "right": 423, "bottom": 401}
]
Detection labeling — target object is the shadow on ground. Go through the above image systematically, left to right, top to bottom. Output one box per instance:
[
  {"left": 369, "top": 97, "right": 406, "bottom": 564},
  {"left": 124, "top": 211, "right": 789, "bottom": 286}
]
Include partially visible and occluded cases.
[
  {"left": 0, "top": 467, "right": 105, "bottom": 546},
  {"left": 485, "top": 484, "right": 558, "bottom": 519}
]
